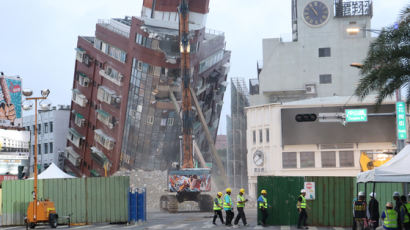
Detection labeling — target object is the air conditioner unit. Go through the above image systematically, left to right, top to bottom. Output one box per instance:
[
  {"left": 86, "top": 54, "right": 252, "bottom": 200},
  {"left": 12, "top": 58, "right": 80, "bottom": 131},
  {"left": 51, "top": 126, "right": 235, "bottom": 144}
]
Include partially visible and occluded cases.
[{"left": 305, "top": 84, "right": 317, "bottom": 94}]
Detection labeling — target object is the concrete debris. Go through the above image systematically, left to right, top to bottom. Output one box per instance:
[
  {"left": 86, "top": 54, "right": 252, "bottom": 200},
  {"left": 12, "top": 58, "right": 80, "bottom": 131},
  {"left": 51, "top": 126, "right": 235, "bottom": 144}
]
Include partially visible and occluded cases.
[{"left": 114, "top": 169, "right": 256, "bottom": 210}]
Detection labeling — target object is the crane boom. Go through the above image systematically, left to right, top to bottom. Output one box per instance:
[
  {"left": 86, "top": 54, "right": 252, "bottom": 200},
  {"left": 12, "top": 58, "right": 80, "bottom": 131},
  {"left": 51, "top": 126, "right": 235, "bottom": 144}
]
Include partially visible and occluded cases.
[{"left": 179, "top": 0, "right": 194, "bottom": 169}]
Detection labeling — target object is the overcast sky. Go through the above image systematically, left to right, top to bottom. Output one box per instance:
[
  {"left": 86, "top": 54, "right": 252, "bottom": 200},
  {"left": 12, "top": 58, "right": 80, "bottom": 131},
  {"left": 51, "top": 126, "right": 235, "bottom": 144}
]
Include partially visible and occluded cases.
[{"left": 0, "top": 0, "right": 408, "bottom": 134}]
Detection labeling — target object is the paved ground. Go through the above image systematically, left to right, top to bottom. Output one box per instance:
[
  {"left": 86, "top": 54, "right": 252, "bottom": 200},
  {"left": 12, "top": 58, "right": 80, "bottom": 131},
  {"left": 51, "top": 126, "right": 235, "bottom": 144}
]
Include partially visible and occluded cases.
[{"left": 0, "top": 210, "right": 367, "bottom": 230}]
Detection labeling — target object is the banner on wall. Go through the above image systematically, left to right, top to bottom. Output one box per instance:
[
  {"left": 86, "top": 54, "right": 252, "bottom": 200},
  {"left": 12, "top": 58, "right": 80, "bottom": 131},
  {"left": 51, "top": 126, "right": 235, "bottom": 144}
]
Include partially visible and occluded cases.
[
  {"left": 0, "top": 75, "right": 22, "bottom": 127},
  {"left": 168, "top": 169, "right": 211, "bottom": 192},
  {"left": 304, "top": 181, "right": 315, "bottom": 200}
]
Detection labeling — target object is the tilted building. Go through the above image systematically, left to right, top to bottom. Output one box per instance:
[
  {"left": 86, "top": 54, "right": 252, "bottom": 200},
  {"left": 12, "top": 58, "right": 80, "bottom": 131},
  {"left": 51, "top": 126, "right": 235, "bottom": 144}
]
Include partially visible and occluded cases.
[{"left": 65, "top": 0, "right": 230, "bottom": 176}]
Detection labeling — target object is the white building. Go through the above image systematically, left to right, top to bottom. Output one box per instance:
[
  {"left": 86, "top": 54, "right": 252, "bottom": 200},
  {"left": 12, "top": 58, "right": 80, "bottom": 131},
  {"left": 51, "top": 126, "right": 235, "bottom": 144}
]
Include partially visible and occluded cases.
[
  {"left": 250, "top": 0, "right": 374, "bottom": 105},
  {"left": 246, "top": 96, "right": 397, "bottom": 197},
  {"left": 23, "top": 105, "right": 70, "bottom": 172}
]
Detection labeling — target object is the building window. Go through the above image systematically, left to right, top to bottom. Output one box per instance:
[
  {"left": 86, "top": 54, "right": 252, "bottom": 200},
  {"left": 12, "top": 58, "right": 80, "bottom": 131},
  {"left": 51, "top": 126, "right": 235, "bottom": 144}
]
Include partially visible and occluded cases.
[
  {"left": 319, "top": 47, "right": 331, "bottom": 57},
  {"left": 77, "top": 72, "right": 90, "bottom": 87},
  {"left": 319, "top": 74, "right": 332, "bottom": 84},
  {"left": 97, "top": 86, "right": 119, "bottom": 105},
  {"left": 96, "top": 109, "right": 114, "bottom": 129},
  {"left": 74, "top": 113, "right": 86, "bottom": 127},
  {"left": 147, "top": 116, "right": 154, "bottom": 125},
  {"left": 160, "top": 118, "right": 167, "bottom": 126},
  {"left": 167, "top": 118, "right": 174, "bottom": 126},
  {"left": 49, "top": 122, "right": 53, "bottom": 133},
  {"left": 44, "top": 123, "right": 49, "bottom": 133},
  {"left": 38, "top": 124, "right": 41, "bottom": 134},
  {"left": 259, "top": 129, "right": 263, "bottom": 143},
  {"left": 266, "top": 129, "right": 270, "bottom": 143},
  {"left": 253, "top": 131, "right": 256, "bottom": 144},
  {"left": 49, "top": 142, "right": 53, "bottom": 153},
  {"left": 44, "top": 143, "right": 48, "bottom": 154},
  {"left": 38, "top": 145, "right": 42, "bottom": 155},
  {"left": 340, "top": 150, "right": 354, "bottom": 167},
  {"left": 321, "top": 151, "right": 336, "bottom": 168},
  {"left": 282, "top": 152, "right": 297, "bottom": 168},
  {"left": 300, "top": 152, "right": 315, "bottom": 168}
]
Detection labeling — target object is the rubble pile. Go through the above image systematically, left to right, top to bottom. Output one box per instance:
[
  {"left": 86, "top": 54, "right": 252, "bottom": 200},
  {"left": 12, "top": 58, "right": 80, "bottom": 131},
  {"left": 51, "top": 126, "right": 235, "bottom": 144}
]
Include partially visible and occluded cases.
[{"left": 114, "top": 169, "right": 256, "bottom": 210}]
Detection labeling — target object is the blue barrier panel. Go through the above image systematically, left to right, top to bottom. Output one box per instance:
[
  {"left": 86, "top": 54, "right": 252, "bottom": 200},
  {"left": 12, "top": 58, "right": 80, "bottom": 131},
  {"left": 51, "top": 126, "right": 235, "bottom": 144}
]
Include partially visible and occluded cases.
[
  {"left": 142, "top": 188, "right": 146, "bottom": 221},
  {"left": 128, "top": 189, "right": 137, "bottom": 223},
  {"left": 137, "top": 189, "right": 143, "bottom": 222}
]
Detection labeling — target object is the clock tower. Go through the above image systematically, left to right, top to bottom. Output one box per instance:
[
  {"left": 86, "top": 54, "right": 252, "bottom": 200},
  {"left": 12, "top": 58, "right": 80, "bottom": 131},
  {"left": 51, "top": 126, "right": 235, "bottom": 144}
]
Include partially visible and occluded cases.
[{"left": 292, "top": 0, "right": 373, "bottom": 41}]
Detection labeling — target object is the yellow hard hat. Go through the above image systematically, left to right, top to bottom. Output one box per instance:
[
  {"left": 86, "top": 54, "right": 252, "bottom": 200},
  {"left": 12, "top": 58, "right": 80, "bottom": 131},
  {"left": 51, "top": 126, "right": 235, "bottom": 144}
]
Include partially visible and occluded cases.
[
  {"left": 226, "top": 188, "right": 232, "bottom": 193},
  {"left": 240, "top": 188, "right": 245, "bottom": 193},
  {"left": 261, "top": 189, "right": 267, "bottom": 194},
  {"left": 217, "top": 192, "right": 223, "bottom": 197}
]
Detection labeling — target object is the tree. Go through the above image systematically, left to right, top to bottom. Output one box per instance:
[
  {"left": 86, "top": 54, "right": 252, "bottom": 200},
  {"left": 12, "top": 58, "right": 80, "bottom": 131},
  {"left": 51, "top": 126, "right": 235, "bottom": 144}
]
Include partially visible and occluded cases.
[{"left": 355, "top": 5, "right": 410, "bottom": 105}]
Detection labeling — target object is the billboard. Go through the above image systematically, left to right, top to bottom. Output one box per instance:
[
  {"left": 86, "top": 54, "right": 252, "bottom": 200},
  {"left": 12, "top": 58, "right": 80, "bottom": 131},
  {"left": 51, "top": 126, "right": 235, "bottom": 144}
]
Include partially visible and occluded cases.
[
  {"left": 0, "top": 75, "right": 22, "bottom": 127},
  {"left": 0, "top": 129, "right": 30, "bottom": 179},
  {"left": 168, "top": 169, "right": 211, "bottom": 192}
]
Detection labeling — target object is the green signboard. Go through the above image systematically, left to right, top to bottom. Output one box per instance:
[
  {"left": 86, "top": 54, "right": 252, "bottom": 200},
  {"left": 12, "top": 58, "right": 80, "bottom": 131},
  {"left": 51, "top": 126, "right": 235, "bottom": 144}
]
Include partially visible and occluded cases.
[
  {"left": 396, "top": 102, "right": 407, "bottom": 140},
  {"left": 345, "top": 109, "right": 367, "bottom": 122}
]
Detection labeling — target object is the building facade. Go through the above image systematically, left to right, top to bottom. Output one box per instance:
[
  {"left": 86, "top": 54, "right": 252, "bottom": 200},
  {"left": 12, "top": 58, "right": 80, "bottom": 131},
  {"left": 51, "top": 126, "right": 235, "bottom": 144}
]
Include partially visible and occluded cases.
[
  {"left": 66, "top": 0, "right": 230, "bottom": 176},
  {"left": 250, "top": 0, "right": 374, "bottom": 105},
  {"left": 246, "top": 96, "right": 397, "bottom": 198},
  {"left": 23, "top": 106, "right": 70, "bottom": 172}
]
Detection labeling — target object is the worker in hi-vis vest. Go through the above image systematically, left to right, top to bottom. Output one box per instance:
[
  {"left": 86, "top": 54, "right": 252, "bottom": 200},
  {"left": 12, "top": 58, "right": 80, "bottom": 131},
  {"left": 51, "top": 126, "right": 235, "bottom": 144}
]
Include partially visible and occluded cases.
[
  {"left": 224, "top": 188, "right": 234, "bottom": 226},
  {"left": 234, "top": 188, "right": 248, "bottom": 226},
  {"left": 258, "top": 189, "right": 269, "bottom": 226},
  {"left": 297, "top": 189, "right": 308, "bottom": 229},
  {"left": 212, "top": 192, "right": 224, "bottom": 225},
  {"left": 382, "top": 202, "right": 398, "bottom": 230}
]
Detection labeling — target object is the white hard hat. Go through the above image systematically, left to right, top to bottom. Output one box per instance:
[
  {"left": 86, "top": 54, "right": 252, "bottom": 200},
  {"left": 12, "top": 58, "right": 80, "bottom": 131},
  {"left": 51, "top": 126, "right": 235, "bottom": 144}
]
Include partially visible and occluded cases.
[
  {"left": 301, "top": 189, "right": 306, "bottom": 193},
  {"left": 358, "top": 191, "right": 365, "bottom": 196},
  {"left": 393, "top": 191, "right": 400, "bottom": 197},
  {"left": 369, "top": 192, "right": 376, "bottom": 198}
]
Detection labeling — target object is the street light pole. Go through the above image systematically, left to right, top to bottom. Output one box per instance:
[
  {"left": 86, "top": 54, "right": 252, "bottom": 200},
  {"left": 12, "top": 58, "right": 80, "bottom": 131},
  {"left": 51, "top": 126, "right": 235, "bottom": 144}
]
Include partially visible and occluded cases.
[{"left": 25, "top": 96, "right": 47, "bottom": 220}]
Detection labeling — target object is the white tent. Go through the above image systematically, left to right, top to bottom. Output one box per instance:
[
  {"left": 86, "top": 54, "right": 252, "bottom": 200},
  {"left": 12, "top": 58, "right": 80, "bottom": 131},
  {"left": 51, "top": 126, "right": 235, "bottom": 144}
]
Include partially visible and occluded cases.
[
  {"left": 357, "top": 145, "right": 410, "bottom": 183},
  {"left": 28, "top": 163, "right": 76, "bottom": 179}
]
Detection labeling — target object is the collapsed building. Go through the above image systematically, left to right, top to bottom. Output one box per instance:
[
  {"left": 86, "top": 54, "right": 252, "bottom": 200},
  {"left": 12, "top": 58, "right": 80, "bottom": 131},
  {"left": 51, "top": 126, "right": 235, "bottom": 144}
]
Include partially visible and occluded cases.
[{"left": 65, "top": 0, "right": 230, "bottom": 176}]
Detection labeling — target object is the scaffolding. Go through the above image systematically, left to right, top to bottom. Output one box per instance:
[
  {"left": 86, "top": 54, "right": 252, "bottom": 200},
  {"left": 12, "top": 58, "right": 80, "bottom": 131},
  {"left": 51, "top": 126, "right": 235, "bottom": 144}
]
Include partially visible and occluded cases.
[{"left": 227, "top": 78, "right": 249, "bottom": 190}]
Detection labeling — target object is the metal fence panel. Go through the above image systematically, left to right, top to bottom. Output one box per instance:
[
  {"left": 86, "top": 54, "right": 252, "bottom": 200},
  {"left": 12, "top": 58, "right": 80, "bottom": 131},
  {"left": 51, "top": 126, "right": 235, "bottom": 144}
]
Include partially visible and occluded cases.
[
  {"left": 2, "top": 176, "right": 129, "bottom": 226},
  {"left": 85, "top": 176, "right": 129, "bottom": 224},
  {"left": 257, "top": 176, "right": 304, "bottom": 226},
  {"left": 305, "top": 177, "right": 354, "bottom": 227}
]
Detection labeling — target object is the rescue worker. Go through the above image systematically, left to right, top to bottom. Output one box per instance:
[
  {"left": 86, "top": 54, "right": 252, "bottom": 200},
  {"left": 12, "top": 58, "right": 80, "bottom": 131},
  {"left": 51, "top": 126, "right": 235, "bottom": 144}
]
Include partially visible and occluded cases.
[
  {"left": 223, "top": 188, "right": 234, "bottom": 226},
  {"left": 234, "top": 188, "right": 248, "bottom": 226},
  {"left": 258, "top": 189, "right": 268, "bottom": 226},
  {"left": 297, "top": 189, "right": 308, "bottom": 229},
  {"left": 353, "top": 191, "right": 367, "bottom": 230},
  {"left": 212, "top": 192, "right": 224, "bottom": 225},
  {"left": 368, "top": 192, "right": 380, "bottom": 230},
  {"left": 394, "top": 192, "right": 403, "bottom": 230},
  {"left": 400, "top": 195, "right": 410, "bottom": 230},
  {"left": 382, "top": 202, "right": 398, "bottom": 230}
]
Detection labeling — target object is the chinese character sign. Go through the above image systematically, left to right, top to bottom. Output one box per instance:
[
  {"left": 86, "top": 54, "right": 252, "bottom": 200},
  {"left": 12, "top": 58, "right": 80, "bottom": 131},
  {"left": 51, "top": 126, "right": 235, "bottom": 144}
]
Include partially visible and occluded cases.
[
  {"left": 396, "top": 102, "right": 407, "bottom": 140},
  {"left": 304, "top": 182, "right": 315, "bottom": 200}
]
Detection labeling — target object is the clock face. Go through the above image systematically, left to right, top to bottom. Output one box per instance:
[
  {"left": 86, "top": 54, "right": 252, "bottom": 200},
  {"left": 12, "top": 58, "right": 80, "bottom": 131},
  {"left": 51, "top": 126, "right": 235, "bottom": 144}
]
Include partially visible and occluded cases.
[
  {"left": 303, "top": 1, "right": 329, "bottom": 27},
  {"left": 253, "top": 150, "right": 264, "bottom": 166}
]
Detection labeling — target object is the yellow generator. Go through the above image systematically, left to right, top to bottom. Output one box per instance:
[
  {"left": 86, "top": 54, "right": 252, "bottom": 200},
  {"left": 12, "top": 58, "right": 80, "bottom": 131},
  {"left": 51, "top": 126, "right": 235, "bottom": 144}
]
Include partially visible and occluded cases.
[{"left": 26, "top": 199, "right": 58, "bottom": 228}]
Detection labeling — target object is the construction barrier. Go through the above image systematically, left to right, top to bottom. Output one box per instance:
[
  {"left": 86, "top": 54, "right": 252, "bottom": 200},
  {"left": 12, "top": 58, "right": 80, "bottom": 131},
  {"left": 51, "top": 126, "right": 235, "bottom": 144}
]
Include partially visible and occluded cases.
[
  {"left": 1, "top": 176, "right": 129, "bottom": 226},
  {"left": 257, "top": 176, "right": 405, "bottom": 227},
  {"left": 128, "top": 188, "right": 147, "bottom": 224}
]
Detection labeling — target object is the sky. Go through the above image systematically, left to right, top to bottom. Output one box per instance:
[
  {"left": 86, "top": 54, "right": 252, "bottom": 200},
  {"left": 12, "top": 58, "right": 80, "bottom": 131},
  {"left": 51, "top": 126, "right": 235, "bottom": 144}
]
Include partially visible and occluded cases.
[{"left": 0, "top": 0, "right": 408, "bottom": 135}]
